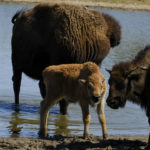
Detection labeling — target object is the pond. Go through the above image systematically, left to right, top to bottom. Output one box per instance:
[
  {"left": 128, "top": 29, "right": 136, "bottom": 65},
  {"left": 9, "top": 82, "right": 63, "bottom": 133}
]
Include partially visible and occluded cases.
[{"left": 0, "top": 3, "right": 149, "bottom": 138}]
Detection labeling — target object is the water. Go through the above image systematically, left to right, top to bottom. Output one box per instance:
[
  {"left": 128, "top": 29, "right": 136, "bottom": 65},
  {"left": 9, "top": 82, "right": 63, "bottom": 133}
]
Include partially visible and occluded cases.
[{"left": 0, "top": 3, "right": 149, "bottom": 138}]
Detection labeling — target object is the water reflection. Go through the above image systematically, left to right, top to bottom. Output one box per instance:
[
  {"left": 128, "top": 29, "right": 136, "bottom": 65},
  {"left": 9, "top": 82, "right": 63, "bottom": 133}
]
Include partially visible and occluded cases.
[
  {"left": 0, "top": 102, "right": 71, "bottom": 137},
  {"left": 8, "top": 112, "right": 23, "bottom": 137},
  {"left": 53, "top": 115, "right": 71, "bottom": 135}
]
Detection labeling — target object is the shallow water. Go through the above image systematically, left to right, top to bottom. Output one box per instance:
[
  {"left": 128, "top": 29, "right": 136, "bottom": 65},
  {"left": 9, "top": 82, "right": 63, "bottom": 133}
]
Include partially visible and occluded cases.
[{"left": 0, "top": 3, "right": 149, "bottom": 138}]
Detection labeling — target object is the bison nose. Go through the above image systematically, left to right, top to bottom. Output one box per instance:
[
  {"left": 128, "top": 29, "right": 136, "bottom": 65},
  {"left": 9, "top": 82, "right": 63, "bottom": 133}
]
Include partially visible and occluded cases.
[
  {"left": 92, "top": 96, "right": 100, "bottom": 103},
  {"left": 107, "top": 97, "right": 121, "bottom": 109},
  {"left": 109, "top": 100, "right": 117, "bottom": 106}
]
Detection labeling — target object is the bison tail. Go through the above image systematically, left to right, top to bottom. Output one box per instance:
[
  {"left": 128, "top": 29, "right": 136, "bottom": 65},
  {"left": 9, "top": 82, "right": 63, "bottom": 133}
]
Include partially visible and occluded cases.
[{"left": 11, "top": 9, "right": 25, "bottom": 24}]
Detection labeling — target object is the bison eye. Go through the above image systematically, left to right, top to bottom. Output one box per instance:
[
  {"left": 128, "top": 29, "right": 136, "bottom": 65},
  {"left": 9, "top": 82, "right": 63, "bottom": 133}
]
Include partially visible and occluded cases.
[
  {"left": 129, "top": 74, "right": 140, "bottom": 81},
  {"left": 115, "top": 83, "right": 125, "bottom": 90},
  {"left": 87, "top": 85, "right": 91, "bottom": 89}
]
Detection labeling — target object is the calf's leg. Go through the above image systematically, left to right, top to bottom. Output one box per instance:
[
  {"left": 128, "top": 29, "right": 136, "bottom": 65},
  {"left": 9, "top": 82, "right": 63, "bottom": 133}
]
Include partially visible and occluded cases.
[
  {"left": 12, "top": 70, "right": 22, "bottom": 104},
  {"left": 39, "top": 80, "right": 68, "bottom": 115},
  {"left": 39, "top": 96, "right": 59, "bottom": 138},
  {"left": 39, "top": 98, "right": 58, "bottom": 138},
  {"left": 39, "top": 99, "right": 50, "bottom": 138},
  {"left": 80, "top": 101, "right": 90, "bottom": 139},
  {"left": 97, "top": 101, "right": 108, "bottom": 139}
]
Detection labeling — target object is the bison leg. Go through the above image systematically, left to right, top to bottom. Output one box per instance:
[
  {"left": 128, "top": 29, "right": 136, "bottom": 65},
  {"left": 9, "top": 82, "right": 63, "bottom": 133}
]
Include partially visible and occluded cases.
[
  {"left": 12, "top": 70, "right": 22, "bottom": 104},
  {"left": 39, "top": 79, "right": 46, "bottom": 98},
  {"left": 59, "top": 99, "right": 69, "bottom": 115},
  {"left": 80, "top": 101, "right": 90, "bottom": 139},
  {"left": 97, "top": 101, "right": 108, "bottom": 139},
  {"left": 146, "top": 109, "right": 150, "bottom": 149},
  {"left": 148, "top": 117, "right": 150, "bottom": 149},
  {"left": 147, "top": 134, "right": 150, "bottom": 149}
]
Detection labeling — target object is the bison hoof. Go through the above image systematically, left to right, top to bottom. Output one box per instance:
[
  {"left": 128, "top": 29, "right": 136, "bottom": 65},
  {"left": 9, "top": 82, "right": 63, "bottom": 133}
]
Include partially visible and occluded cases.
[
  {"left": 38, "top": 131, "right": 48, "bottom": 138},
  {"left": 103, "top": 133, "right": 108, "bottom": 140},
  {"left": 146, "top": 144, "right": 150, "bottom": 150}
]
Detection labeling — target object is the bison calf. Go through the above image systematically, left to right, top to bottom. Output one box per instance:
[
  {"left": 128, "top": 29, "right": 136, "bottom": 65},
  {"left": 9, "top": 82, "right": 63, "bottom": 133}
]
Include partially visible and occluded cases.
[{"left": 39, "top": 62, "right": 108, "bottom": 139}]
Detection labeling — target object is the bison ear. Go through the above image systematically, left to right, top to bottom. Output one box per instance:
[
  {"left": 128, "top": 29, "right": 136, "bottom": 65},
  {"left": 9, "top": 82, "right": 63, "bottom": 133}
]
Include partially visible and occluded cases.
[
  {"left": 105, "top": 68, "right": 112, "bottom": 74},
  {"left": 79, "top": 79, "right": 86, "bottom": 86}
]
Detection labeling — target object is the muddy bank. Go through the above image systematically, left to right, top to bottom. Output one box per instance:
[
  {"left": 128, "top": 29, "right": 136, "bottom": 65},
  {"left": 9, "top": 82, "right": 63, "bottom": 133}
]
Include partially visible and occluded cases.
[
  {"left": 1, "top": 0, "right": 150, "bottom": 11},
  {"left": 0, "top": 134, "right": 148, "bottom": 150}
]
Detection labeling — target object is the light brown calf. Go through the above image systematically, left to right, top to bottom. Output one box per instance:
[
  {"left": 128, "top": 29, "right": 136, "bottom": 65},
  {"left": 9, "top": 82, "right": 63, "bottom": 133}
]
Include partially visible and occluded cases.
[{"left": 39, "top": 62, "right": 108, "bottom": 139}]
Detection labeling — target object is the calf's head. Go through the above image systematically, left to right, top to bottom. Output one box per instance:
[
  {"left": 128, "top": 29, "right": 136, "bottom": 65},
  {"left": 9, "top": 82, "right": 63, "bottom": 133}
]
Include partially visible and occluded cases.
[
  {"left": 106, "top": 64, "right": 147, "bottom": 109},
  {"left": 79, "top": 72, "right": 106, "bottom": 106}
]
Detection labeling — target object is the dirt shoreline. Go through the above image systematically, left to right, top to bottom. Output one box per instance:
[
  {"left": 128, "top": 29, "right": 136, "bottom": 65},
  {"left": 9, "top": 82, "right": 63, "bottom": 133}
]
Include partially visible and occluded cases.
[
  {"left": 1, "top": 0, "right": 150, "bottom": 11},
  {"left": 0, "top": 134, "right": 148, "bottom": 150}
]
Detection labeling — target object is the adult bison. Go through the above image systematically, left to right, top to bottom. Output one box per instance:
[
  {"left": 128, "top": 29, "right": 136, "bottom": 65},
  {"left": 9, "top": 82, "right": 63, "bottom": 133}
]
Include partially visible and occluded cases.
[
  {"left": 11, "top": 3, "right": 121, "bottom": 114},
  {"left": 106, "top": 45, "right": 150, "bottom": 149}
]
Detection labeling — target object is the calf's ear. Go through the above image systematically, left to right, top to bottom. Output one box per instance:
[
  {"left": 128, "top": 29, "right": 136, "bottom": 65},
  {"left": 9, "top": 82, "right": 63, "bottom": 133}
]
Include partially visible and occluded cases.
[{"left": 79, "top": 79, "right": 86, "bottom": 86}]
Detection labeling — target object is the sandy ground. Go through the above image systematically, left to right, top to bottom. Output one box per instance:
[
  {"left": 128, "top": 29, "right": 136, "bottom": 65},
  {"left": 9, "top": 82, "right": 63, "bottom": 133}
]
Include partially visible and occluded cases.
[{"left": 0, "top": 134, "right": 148, "bottom": 150}]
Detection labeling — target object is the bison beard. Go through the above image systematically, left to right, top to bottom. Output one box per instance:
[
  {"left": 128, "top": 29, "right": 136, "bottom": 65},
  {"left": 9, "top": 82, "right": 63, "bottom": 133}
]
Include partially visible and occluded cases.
[{"left": 11, "top": 3, "right": 121, "bottom": 114}]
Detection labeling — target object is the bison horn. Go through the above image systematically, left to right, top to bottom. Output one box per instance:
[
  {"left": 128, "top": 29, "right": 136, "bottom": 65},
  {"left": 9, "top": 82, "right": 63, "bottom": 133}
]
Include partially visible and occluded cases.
[
  {"left": 140, "top": 66, "right": 149, "bottom": 70},
  {"left": 105, "top": 69, "right": 112, "bottom": 74}
]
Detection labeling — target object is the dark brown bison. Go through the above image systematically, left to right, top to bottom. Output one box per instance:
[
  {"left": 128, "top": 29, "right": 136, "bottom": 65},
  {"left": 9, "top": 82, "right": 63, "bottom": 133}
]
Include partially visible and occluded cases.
[
  {"left": 11, "top": 3, "right": 121, "bottom": 114},
  {"left": 106, "top": 45, "right": 150, "bottom": 149}
]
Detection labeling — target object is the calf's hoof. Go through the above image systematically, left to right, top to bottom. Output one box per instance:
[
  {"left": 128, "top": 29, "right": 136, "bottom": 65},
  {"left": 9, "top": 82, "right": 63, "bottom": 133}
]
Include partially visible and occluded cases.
[{"left": 83, "top": 133, "right": 89, "bottom": 139}]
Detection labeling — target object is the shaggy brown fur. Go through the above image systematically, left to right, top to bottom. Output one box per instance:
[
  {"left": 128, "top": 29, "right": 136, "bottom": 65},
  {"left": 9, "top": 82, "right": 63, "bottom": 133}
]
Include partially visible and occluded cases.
[
  {"left": 11, "top": 3, "right": 121, "bottom": 114},
  {"left": 102, "top": 13, "right": 121, "bottom": 47},
  {"left": 106, "top": 45, "right": 150, "bottom": 148},
  {"left": 39, "top": 62, "right": 108, "bottom": 139}
]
